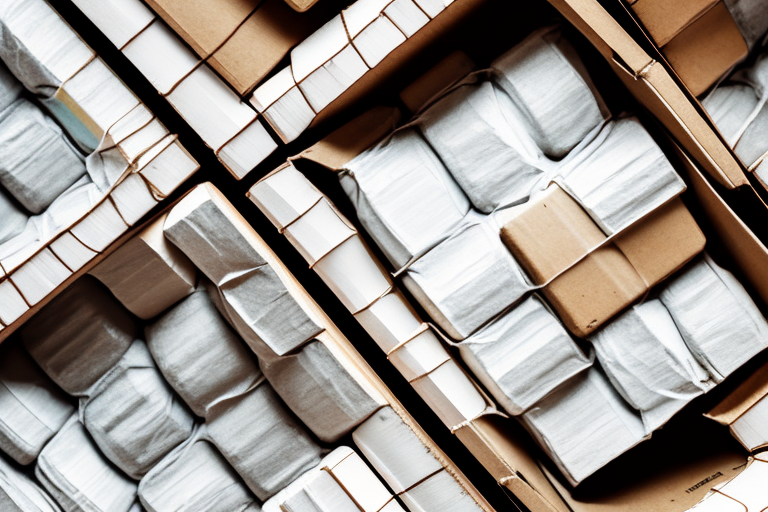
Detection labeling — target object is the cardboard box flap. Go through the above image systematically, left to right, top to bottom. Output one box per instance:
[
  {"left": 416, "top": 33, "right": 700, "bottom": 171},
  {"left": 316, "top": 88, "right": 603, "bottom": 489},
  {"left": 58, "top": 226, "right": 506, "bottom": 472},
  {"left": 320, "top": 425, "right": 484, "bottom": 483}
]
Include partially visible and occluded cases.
[
  {"left": 628, "top": 0, "right": 718, "bottom": 46},
  {"left": 399, "top": 51, "right": 476, "bottom": 114},
  {"left": 296, "top": 106, "right": 400, "bottom": 171},
  {"left": 706, "top": 360, "right": 768, "bottom": 426}
]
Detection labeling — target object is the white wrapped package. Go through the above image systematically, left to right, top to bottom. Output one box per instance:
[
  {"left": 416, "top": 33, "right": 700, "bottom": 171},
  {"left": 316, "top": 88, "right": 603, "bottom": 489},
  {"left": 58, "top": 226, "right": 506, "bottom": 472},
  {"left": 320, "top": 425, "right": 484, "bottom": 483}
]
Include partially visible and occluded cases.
[
  {"left": 724, "top": 0, "right": 768, "bottom": 48},
  {"left": 491, "top": 27, "right": 606, "bottom": 158},
  {"left": 0, "top": 62, "right": 21, "bottom": 113},
  {"left": 418, "top": 80, "right": 544, "bottom": 213},
  {"left": 702, "top": 84, "right": 759, "bottom": 145},
  {"left": 0, "top": 98, "right": 86, "bottom": 214},
  {"left": 734, "top": 102, "right": 768, "bottom": 167},
  {"left": 561, "top": 117, "right": 685, "bottom": 234},
  {"left": 341, "top": 128, "right": 470, "bottom": 268},
  {"left": 0, "top": 188, "right": 27, "bottom": 244},
  {"left": 163, "top": 188, "right": 322, "bottom": 358},
  {"left": 402, "top": 215, "right": 531, "bottom": 340},
  {"left": 659, "top": 256, "right": 768, "bottom": 382},
  {"left": 21, "top": 276, "right": 137, "bottom": 396},
  {"left": 145, "top": 288, "right": 261, "bottom": 418},
  {"left": 460, "top": 295, "right": 592, "bottom": 416},
  {"left": 589, "top": 299, "right": 714, "bottom": 431},
  {"left": 81, "top": 340, "right": 194, "bottom": 480},
  {"left": 261, "top": 340, "right": 381, "bottom": 443},
  {"left": 0, "top": 345, "right": 73, "bottom": 465},
  {"left": 522, "top": 367, "right": 647, "bottom": 486},
  {"left": 206, "top": 381, "right": 323, "bottom": 501},
  {"left": 352, "top": 406, "right": 443, "bottom": 494},
  {"left": 36, "top": 415, "right": 137, "bottom": 512},
  {"left": 138, "top": 427, "right": 261, "bottom": 512},
  {"left": 262, "top": 446, "right": 397, "bottom": 512},
  {"left": 0, "top": 455, "right": 61, "bottom": 512},
  {"left": 400, "top": 470, "right": 484, "bottom": 512}
]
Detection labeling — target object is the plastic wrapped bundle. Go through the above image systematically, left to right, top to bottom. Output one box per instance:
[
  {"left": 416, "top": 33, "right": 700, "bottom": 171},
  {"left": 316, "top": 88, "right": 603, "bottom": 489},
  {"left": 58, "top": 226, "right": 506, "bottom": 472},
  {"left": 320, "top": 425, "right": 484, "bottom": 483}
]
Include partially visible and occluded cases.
[
  {"left": 491, "top": 27, "right": 607, "bottom": 159},
  {"left": 0, "top": 62, "right": 21, "bottom": 113},
  {"left": 418, "top": 80, "right": 544, "bottom": 213},
  {"left": 702, "top": 84, "right": 759, "bottom": 144},
  {"left": 0, "top": 98, "right": 85, "bottom": 214},
  {"left": 734, "top": 101, "right": 768, "bottom": 167},
  {"left": 561, "top": 117, "right": 685, "bottom": 234},
  {"left": 341, "top": 128, "right": 470, "bottom": 268},
  {"left": 0, "top": 188, "right": 27, "bottom": 244},
  {"left": 402, "top": 216, "right": 531, "bottom": 340},
  {"left": 659, "top": 256, "right": 768, "bottom": 382},
  {"left": 21, "top": 276, "right": 137, "bottom": 396},
  {"left": 145, "top": 287, "right": 261, "bottom": 418},
  {"left": 460, "top": 295, "right": 592, "bottom": 415},
  {"left": 589, "top": 299, "right": 714, "bottom": 431},
  {"left": 81, "top": 340, "right": 194, "bottom": 479},
  {"left": 261, "top": 340, "right": 382, "bottom": 443},
  {"left": 0, "top": 345, "right": 74, "bottom": 465},
  {"left": 522, "top": 367, "right": 647, "bottom": 485},
  {"left": 206, "top": 381, "right": 323, "bottom": 501},
  {"left": 36, "top": 415, "right": 137, "bottom": 512},
  {"left": 138, "top": 427, "right": 261, "bottom": 512},
  {"left": 0, "top": 455, "right": 61, "bottom": 512}
]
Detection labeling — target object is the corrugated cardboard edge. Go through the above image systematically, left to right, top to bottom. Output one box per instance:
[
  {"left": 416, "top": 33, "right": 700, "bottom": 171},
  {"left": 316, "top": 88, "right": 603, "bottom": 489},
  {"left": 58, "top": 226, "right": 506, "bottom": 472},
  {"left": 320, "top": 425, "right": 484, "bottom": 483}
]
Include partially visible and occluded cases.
[{"left": 706, "top": 360, "right": 768, "bottom": 426}]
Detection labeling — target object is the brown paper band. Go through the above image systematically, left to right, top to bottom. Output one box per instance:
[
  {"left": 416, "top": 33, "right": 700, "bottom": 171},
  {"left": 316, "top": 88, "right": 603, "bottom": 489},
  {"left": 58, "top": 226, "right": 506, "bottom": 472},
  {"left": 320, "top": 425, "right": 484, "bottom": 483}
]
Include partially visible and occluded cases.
[
  {"left": 308, "top": 231, "right": 357, "bottom": 269},
  {"left": 351, "top": 284, "right": 394, "bottom": 315}
]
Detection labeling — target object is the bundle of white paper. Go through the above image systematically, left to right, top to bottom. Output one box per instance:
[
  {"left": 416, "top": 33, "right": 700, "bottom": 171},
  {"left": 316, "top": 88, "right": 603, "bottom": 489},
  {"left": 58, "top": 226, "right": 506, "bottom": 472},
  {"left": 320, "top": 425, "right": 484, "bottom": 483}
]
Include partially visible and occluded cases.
[
  {"left": 724, "top": 0, "right": 768, "bottom": 48},
  {"left": 491, "top": 28, "right": 607, "bottom": 159},
  {"left": 251, "top": 68, "right": 316, "bottom": 144},
  {"left": 418, "top": 80, "right": 544, "bottom": 213},
  {"left": 702, "top": 84, "right": 760, "bottom": 145},
  {"left": 0, "top": 98, "right": 86, "bottom": 214},
  {"left": 733, "top": 102, "right": 768, "bottom": 167},
  {"left": 560, "top": 117, "right": 685, "bottom": 234},
  {"left": 341, "top": 128, "right": 470, "bottom": 268},
  {"left": 163, "top": 187, "right": 322, "bottom": 359},
  {"left": 0, "top": 189, "right": 27, "bottom": 247},
  {"left": 90, "top": 214, "right": 197, "bottom": 320},
  {"left": 402, "top": 215, "right": 531, "bottom": 340},
  {"left": 659, "top": 256, "right": 768, "bottom": 381},
  {"left": 21, "top": 276, "right": 137, "bottom": 396},
  {"left": 145, "top": 288, "right": 262, "bottom": 418},
  {"left": 460, "top": 295, "right": 592, "bottom": 416},
  {"left": 589, "top": 299, "right": 714, "bottom": 431},
  {"left": 81, "top": 340, "right": 194, "bottom": 479},
  {"left": 261, "top": 340, "right": 382, "bottom": 443},
  {"left": 0, "top": 345, "right": 73, "bottom": 465},
  {"left": 522, "top": 367, "right": 647, "bottom": 485},
  {"left": 206, "top": 382, "right": 323, "bottom": 501},
  {"left": 730, "top": 396, "right": 768, "bottom": 451},
  {"left": 352, "top": 406, "right": 443, "bottom": 494},
  {"left": 36, "top": 415, "right": 137, "bottom": 512},
  {"left": 138, "top": 427, "right": 261, "bottom": 512},
  {"left": 263, "top": 446, "right": 398, "bottom": 512},
  {"left": 0, "top": 455, "right": 61, "bottom": 512},
  {"left": 687, "top": 455, "right": 768, "bottom": 511},
  {"left": 400, "top": 470, "right": 484, "bottom": 512}
]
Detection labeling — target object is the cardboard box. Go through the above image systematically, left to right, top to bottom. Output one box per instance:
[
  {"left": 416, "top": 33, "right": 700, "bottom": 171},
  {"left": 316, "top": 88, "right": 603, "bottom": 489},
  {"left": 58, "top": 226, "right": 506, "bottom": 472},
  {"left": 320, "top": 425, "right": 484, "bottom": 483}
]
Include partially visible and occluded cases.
[
  {"left": 625, "top": 0, "right": 717, "bottom": 46},
  {"left": 500, "top": 186, "right": 704, "bottom": 337}
]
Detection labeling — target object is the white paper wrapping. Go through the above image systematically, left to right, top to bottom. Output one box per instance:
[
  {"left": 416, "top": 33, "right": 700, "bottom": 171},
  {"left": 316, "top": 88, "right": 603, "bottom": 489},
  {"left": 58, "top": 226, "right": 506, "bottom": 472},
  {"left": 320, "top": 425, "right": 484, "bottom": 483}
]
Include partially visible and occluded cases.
[
  {"left": 724, "top": 0, "right": 768, "bottom": 48},
  {"left": 491, "top": 27, "right": 606, "bottom": 159},
  {"left": 0, "top": 62, "right": 21, "bottom": 112},
  {"left": 418, "top": 80, "right": 544, "bottom": 213},
  {"left": 702, "top": 84, "right": 759, "bottom": 145},
  {"left": 0, "top": 98, "right": 86, "bottom": 214},
  {"left": 734, "top": 102, "right": 768, "bottom": 167},
  {"left": 560, "top": 117, "right": 685, "bottom": 234},
  {"left": 341, "top": 128, "right": 470, "bottom": 268},
  {"left": 0, "top": 185, "right": 27, "bottom": 245},
  {"left": 163, "top": 192, "right": 322, "bottom": 358},
  {"left": 402, "top": 214, "right": 531, "bottom": 340},
  {"left": 659, "top": 256, "right": 768, "bottom": 381},
  {"left": 21, "top": 276, "right": 137, "bottom": 396},
  {"left": 145, "top": 287, "right": 262, "bottom": 418},
  {"left": 460, "top": 295, "right": 592, "bottom": 416},
  {"left": 589, "top": 299, "right": 714, "bottom": 432},
  {"left": 80, "top": 340, "right": 194, "bottom": 480},
  {"left": 261, "top": 340, "right": 380, "bottom": 443},
  {"left": 0, "top": 344, "right": 74, "bottom": 465},
  {"left": 522, "top": 367, "right": 647, "bottom": 486},
  {"left": 206, "top": 381, "right": 323, "bottom": 501},
  {"left": 352, "top": 406, "right": 443, "bottom": 494},
  {"left": 36, "top": 415, "right": 137, "bottom": 512},
  {"left": 138, "top": 427, "right": 261, "bottom": 512},
  {"left": 0, "top": 455, "right": 61, "bottom": 512},
  {"left": 399, "top": 469, "right": 484, "bottom": 512}
]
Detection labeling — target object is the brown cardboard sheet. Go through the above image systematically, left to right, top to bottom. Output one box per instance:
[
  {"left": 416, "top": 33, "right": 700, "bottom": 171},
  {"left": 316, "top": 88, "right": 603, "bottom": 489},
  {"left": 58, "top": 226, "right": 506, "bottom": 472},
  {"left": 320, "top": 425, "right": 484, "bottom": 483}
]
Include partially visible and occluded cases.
[{"left": 627, "top": 0, "right": 717, "bottom": 46}]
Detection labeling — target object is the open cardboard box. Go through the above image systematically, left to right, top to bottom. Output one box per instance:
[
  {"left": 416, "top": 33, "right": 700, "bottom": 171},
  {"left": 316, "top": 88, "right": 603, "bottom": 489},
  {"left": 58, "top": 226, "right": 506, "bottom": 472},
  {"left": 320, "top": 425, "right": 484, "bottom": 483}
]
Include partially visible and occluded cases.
[
  {"left": 0, "top": 0, "right": 199, "bottom": 342},
  {"left": 246, "top": 1, "right": 768, "bottom": 508}
]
